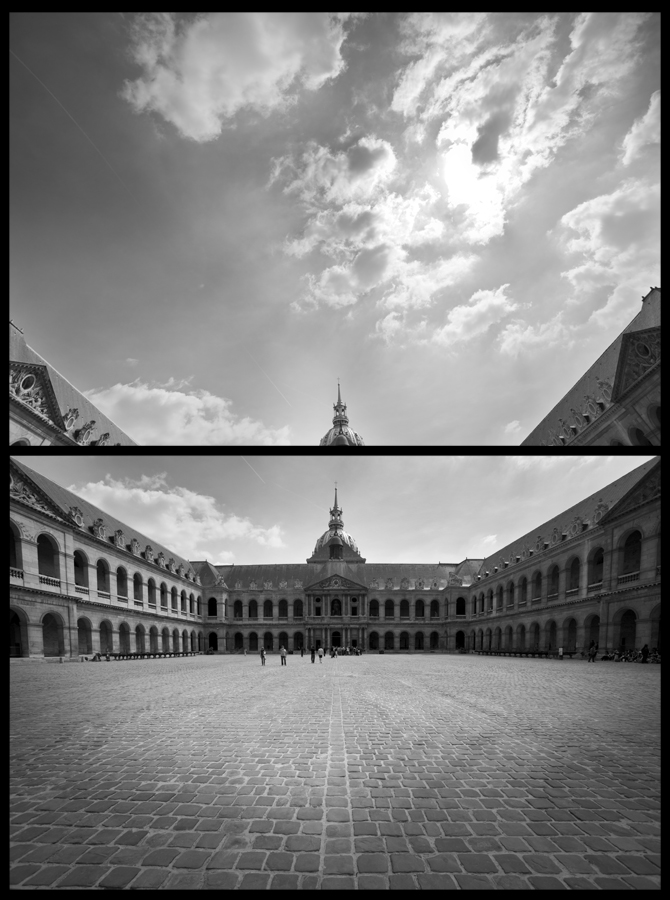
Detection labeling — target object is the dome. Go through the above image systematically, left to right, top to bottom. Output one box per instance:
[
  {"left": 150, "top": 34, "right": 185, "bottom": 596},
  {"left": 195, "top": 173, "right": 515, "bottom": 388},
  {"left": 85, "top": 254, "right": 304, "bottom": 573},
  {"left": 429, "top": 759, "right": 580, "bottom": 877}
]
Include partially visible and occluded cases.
[
  {"left": 320, "top": 425, "right": 365, "bottom": 447},
  {"left": 313, "top": 527, "right": 359, "bottom": 555}
]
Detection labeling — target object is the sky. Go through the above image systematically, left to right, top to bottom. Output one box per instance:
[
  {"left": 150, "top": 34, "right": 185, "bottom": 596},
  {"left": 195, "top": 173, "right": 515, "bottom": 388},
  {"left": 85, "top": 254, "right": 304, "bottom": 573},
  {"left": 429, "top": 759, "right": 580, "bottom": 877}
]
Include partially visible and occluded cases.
[
  {"left": 10, "top": 13, "right": 660, "bottom": 445},
  {"left": 14, "top": 454, "right": 656, "bottom": 566}
]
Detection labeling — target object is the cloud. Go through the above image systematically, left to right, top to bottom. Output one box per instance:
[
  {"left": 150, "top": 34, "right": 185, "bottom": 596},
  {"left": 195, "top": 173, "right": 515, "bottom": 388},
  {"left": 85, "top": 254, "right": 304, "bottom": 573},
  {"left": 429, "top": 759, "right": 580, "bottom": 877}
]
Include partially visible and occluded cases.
[
  {"left": 122, "top": 13, "right": 351, "bottom": 141},
  {"left": 621, "top": 90, "right": 660, "bottom": 166},
  {"left": 432, "top": 284, "right": 517, "bottom": 345},
  {"left": 498, "top": 314, "right": 570, "bottom": 358},
  {"left": 125, "top": 358, "right": 139, "bottom": 367},
  {"left": 84, "top": 379, "right": 291, "bottom": 445},
  {"left": 503, "top": 420, "right": 523, "bottom": 437},
  {"left": 71, "top": 473, "right": 285, "bottom": 561},
  {"left": 481, "top": 534, "right": 497, "bottom": 546}
]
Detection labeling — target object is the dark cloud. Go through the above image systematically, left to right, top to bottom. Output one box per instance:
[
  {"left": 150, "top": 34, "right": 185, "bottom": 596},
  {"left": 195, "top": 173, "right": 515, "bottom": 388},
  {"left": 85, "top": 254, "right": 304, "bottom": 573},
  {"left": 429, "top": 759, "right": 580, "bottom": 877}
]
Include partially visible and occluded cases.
[
  {"left": 471, "top": 110, "right": 512, "bottom": 164},
  {"left": 347, "top": 142, "right": 389, "bottom": 174},
  {"left": 337, "top": 209, "right": 375, "bottom": 235},
  {"left": 352, "top": 244, "right": 389, "bottom": 287}
]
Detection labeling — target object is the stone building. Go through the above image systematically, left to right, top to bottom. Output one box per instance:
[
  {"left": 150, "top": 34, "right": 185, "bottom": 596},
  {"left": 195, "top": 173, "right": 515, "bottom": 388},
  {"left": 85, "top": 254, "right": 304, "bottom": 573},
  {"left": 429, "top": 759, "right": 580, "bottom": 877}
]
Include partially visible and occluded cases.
[
  {"left": 522, "top": 287, "right": 661, "bottom": 447},
  {"left": 10, "top": 322, "right": 135, "bottom": 447},
  {"left": 319, "top": 383, "right": 365, "bottom": 446},
  {"left": 10, "top": 458, "right": 660, "bottom": 659}
]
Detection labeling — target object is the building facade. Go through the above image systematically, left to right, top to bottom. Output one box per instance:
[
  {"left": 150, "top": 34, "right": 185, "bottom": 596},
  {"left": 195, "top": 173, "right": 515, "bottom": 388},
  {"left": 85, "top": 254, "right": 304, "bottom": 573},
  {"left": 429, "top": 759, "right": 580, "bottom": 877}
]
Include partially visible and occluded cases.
[
  {"left": 522, "top": 287, "right": 661, "bottom": 447},
  {"left": 10, "top": 459, "right": 660, "bottom": 660}
]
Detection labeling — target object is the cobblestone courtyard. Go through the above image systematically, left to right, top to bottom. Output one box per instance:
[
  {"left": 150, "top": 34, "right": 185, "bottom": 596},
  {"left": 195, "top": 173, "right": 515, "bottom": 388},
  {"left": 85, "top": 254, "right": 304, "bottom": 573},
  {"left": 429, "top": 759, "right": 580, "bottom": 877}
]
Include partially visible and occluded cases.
[{"left": 10, "top": 654, "right": 660, "bottom": 890}]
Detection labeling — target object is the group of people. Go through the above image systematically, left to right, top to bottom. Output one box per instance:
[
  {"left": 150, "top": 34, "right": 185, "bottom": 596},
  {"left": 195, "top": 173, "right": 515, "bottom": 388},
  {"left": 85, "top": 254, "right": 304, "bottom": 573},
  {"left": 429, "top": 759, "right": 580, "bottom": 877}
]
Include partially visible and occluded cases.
[
  {"left": 584, "top": 641, "right": 659, "bottom": 663},
  {"left": 258, "top": 644, "right": 363, "bottom": 665}
]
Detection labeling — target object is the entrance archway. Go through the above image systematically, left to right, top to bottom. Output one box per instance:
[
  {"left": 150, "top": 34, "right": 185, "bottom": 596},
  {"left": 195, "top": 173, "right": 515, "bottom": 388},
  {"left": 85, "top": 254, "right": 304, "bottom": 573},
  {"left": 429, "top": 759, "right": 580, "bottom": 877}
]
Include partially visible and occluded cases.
[
  {"left": 10, "top": 609, "right": 28, "bottom": 658},
  {"left": 619, "top": 610, "right": 637, "bottom": 649},
  {"left": 43, "top": 613, "right": 64, "bottom": 657},
  {"left": 77, "top": 618, "right": 92, "bottom": 655},
  {"left": 100, "top": 621, "right": 113, "bottom": 654},
  {"left": 455, "top": 630, "right": 465, "bottom": 650},
  {"left": 332, "top": 631, "right": 341, "bottom": 648},
  {"left": 208, "top": 632, "right": 218, "bottom": 652},
  {"left": 234, "top": 632, "right": 244, "bottom": 651},
  {"left": 264, "top": 632, "right": 274, "bottom": 651}
]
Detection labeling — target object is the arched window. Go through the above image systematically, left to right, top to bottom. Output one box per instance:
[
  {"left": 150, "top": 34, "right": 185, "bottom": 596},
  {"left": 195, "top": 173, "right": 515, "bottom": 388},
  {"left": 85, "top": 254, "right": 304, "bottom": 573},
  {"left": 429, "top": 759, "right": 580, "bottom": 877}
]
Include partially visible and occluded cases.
[
  {"left": 629, "top": 427, "right": 654, "bottom": 446},
  {"left": 10, "top": 522, "right": 22, "bottom": 571},
  {"left": 621, "top": 530, "right": 642, "bottom": 575},
  {"left": 37, "top": 534, "right": 60, "bottom": 580},
  {"left": 588, "top": 548, "right": 604, "bottom": 585},
  {"left": 73, "top": 550, "right": 88, "bottom": 588},
  {"left": 567, "top": 558, "right": 580, "bottom": 592},
  {"left": 97, "top": 559, "right": 110, "bottom": 593},
  {"left": 548, "top": 565, "right": 559, "bottom": 597},
  {"left": 117, "top": 567, "right": 128, "bottom": 598},
  {"left": 531, "top": 572, "right": 542, "bottom": 600},
  {"left": 146, "top": 577, "right": 155, "bottom": 605},
  {"left": 519, "top": 577, "right": 527, "bottom": 604},
  {"left": 160, "top": 582, "right": 168, "bottom": 608},
  {"left": 507, "top": 582, "right": 514, "bottom": 607},
  {"left": 496, "top": 586, "right": 503, "bottom": 609},
  {"left": 171, "top": 587, "right": 178, "bottom": 611},
  {"left": 181, "top": 590, "right": 187, "bottom": 613},
  {"left": 487, "top": 590, "right": 493, "bottom": 611},
  {"left": 188, "top": 593, "right": 193, "bottom": 615},
  {"left": 479, "top": 593, "right": 485, "bottom": 614},
  {"left": 196, "top": 596, "right": 201, "bottom": 616},
  {"left": 207, "top": 597, "right": 217, "bottom": 617},
  {"left": 456, "top": 597, "right": 465, "bottom": 616},
  {"left": 471, "top": 597, "right": 477, "bottom": 616},
  {"left": 249, "top": 599, "right": 258, "bottom": 619},
  {"left": 263, "top": 599, "right": 273, "bottom": 619},
  {"left": 278, "top": 599, "right": 288, "bottom": 619},
  {"left": 294, "top": 599, "right": 303, "bottom": 619},
  {"left": 369, "top": 599, "right": 379, "bottom": 618},
  {"left": 385, "top": 599, "right": 394, "bottom": 619},
  {"left": 400, "top": 599, "right": 409, "bottom": 619},
  {"left": 415, "top": 599, "right": 425, "bottom": 618},
  {"left": 430, "top": 599, "right": 439, "bottom": 619},
  {"left": 234, "top": 600, "right": 243, "bottom": 619},
  {"left": 368, "top": 631, "right": 379, "bottom": 650},
  {"left": 384, "top": 631, "right": 394, "bottom": 650},
  {"left": 399, "top": 631, "right": 409, "bottom": 649},
  {"left": 430, "top": 631, "right": 439, "bottom": 650},
  {"left": 249, "top": 632, "right": 258, "bottom": 652},
  {"left": 414, "top": 632, "right": 424, "bottom": 650}
]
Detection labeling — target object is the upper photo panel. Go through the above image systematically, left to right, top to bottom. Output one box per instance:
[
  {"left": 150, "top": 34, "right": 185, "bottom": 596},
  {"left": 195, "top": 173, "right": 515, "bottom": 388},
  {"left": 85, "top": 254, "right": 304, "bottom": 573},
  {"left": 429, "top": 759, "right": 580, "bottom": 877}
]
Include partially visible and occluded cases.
[{"left": 10, "top": 13, "right": 660, "bottom": 447}]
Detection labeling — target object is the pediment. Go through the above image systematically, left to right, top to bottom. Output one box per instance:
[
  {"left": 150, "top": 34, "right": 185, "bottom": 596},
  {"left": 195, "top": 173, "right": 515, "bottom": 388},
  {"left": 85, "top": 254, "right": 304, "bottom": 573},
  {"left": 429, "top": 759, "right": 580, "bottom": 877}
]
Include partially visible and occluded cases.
[
  {"left": 612, "top": 326, "right": 661, "bottom": 402},
  {"left": 9, "top": 362, "right": 65, "bottom": 431},
  {"left": 600, "top": 463, "right": 660, "bottom": 523},
  {"left": 10, "top": 464, "right": 68, "bottom": 522},
  {"left": 307, "top": 574, "right": 367, "bottom": 592}
]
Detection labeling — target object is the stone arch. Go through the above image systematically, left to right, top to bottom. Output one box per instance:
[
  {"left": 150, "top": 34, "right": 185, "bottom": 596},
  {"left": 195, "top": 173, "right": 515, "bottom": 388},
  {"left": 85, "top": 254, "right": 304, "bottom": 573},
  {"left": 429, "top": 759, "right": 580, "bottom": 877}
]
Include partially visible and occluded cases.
[
  {"left": 628, "top": 426, "right": 654, "bottom": 446},
  {"left": 10, "top": 520, "right": 23, "bottom": 571},
  {"left": 37, "top": 533, "right": 60, "bottom": 580},
  {"left": 587, "top": 546, "right": 605, "bottom": 585},
  {"left": 73, "top": 549, "right": 89, "bottom": 588},
  {"left": 566, "top": 556, "right": 580, "bottom": 592},
  {"left": 96, "top": 558, "right": 110, "bottom": 593},
  {"left": 547, "top": 565, "right": 559, "bottom": 598},
  {"left": 531, "top": 571, "right": 542, "bottom": 601},
  {"left": 142, "top": 575, "right": 151, "bottom": 604},
  {"left": 519, "top": 576, "right": 528, "bottom": 604},
  {"left": 159, "top": 581, "right": 168, "bottom": 608},
  {"left": 507, "top": 581, "right": 515, "bottom": 607},
  {"left": 496, "top": 586, "right": 503, "bottom": 609},
  {"left": 171, "top": 587, "right": 179, "bottom": 611},
  {"left": 487, "top": 589, "right": 493, "bottom": 611},
  {"left": 180, "top": 590, "right": 187, "bottom": 613},
  {"left": 456, "top": 596, "right": 466, "bottom": 616},
  {"left": 415, "top": 598, "right": 425, "bottom": 618},
  {"left": 249, "top": 599, "right": 258, "bottom": 620},
  {"left": 263, "top": 599, "right": 273, "bottom": 619},
  {"left": 278, "top": 599, "right": 288, "bottom": 618},
  {"left": 293, "top": 599, "right": 304, "bottom": 619},
  {"left": 369, "top": 599, "right": 379, "bottom": 618},
  {"left": 385, "top": 599, "right": 394, "bottom": 619},
  {"left": 400, "top": 599, "right": 410, "bottom": 619},
  {"left": 430, "top": 599, "right": 440, "bottom": 619},
  {"left": 234, "top": 600, "right": 243, "bottom": 619},
  {"left": 10, "top": 607, "right": 29, "bottom": 658},
  {"left": 613, "top": 608, "right": 637, "bottom": 649},
  {"left": 42, "top": 611, "right": 65, "bottom": 657},
  {"left": 583, "top": 613, "right": 600, "bottom": 649},
  {"left": 77, "top": 617, "right": 93, "bottom": 655},
  {"left": 562, "top": 617, "right": 577, "bottom": 652},
  {"left": 100, "top": 620, "right": 113, "bottom": 654},
  {"left": 544, "top": 620, "right": 557, "bottom": 650},
  {"left": 119, "top": 622, "right": 131, "bottom": 654},
  {"left": 529, "top": 622, "right": 540, "bottom": 650},
  {"left": 516, "top": 623, "right": 526, "bottom": 651},
  {"left": 135, "top": 624, "right": 146, "bottom": 654},
  {"left": 504, "top": 625, "right": 513, "bottom": 651},
  {"left": 149, "top": 626, "right": 159, "bottom": 654},
  {"left": 161, "top": 627, "right": 170, "bottom": 653},
  {"left": 484, "top": 627, "right": 492, "bottom": 650},
  {"left": 494, "top": 627, "right": 502, "bottom": 650},
  {"left": 173, "top": 628, "right": 180, "bottom": 653},
  {"left": 469, "top": 629, "right": 476, "bottom": 650},
  {"left": 477, "top": 629, "right": 483, "bottom": 651},
  {"left": 181, "top": 630, "right": 189, "bottom": 653},
  {"left": 190, "top": 630, "right": 197, "bottom": 651},
  {"left": 332, "top": 630, "right": 342, "bottom": 648},
  {"left": 429, "top": 630, "right": 439, "bottom": 650},
  {"left": 455, "top": 630, "right": 465, "bottom": 650},
  {"left": 198, "top": 631, "right": 203, "bottom": 651},
  {"left": 278, "top": 631, "right": 289, "bottom": 651},
  {"left": 293, "top": 631, "right": 304, "bottom": 650},
  {"left": 368, "top": 631, "right": 379, "bottom": 650},
  {"left": 384, "top": 631, "right": 394, "bottom": 650},
  {"left": 399, "top": 631, "right": 409, "bottom": 650},
  {"left": 415, "top": 631, "right": 424, "bottom": 650},
  {"left": 208, "top": 632, "right": 218, "bottom": 652},
  {"left": 234, "top": 632, "right": 244, "bottom": 651},
  {"left": 249, "top": 632, "right": 259, "bottom": 652},
  {"left": 264, "top": 632, "right": 274, "bottom": 651}
]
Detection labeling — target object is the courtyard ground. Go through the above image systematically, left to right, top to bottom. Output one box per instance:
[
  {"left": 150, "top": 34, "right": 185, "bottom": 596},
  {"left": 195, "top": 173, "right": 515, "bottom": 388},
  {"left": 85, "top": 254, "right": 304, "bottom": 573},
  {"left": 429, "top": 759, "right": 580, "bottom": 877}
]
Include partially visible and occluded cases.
[{"left": 10, "top": 653, "right": 660, "bottom": 890}]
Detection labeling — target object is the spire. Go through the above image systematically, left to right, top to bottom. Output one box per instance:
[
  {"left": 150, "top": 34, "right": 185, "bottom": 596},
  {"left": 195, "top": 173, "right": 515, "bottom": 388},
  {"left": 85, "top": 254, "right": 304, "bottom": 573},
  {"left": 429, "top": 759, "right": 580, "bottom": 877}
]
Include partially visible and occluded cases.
[
  {"left": 332, "top": 380, "right": 348, "bottom": 426},
  {"left": 318, "top": 381, "right": 365, "bottom": 446},
  {"left": 329, "top": 483, "right": 343, "bottom": 530}
]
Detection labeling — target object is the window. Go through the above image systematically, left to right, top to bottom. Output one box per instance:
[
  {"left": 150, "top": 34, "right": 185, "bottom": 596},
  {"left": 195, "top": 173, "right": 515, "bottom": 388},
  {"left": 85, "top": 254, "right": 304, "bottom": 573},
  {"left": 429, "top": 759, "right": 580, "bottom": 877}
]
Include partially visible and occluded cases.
[
  {"left": 621, "top": 531, "right": 642, "bottom": 575},
  {"left": 589, "top": 548, "right": 604, "bottom": 584},
  {"left": 73, "top": 550, "right": 88, "bottom": 588},
  {"left": 567, "top": 558, "right": 580, "bottom": 591},
  {"left": 97, "top": 559, "right": 110, "bottom": 593},
  {"left": 548, "top": 565, "right": 559, "bottom": 597},
  {"left": 117, "top": 567, "right": 128, "bottom": 598},
  {"left": 532, "top": 572, "right": 542, "bottom": 600},
  {"left": 146, "top": 577, "right": 155, "bottom": 605},
  {"left": 519, "top": 577, "right": 527, "bottom": 604},
  {"left": 160, "top": 582, "right": 167, "bottom": 608},
  {"left": 507, "top": 582, "right": 515, "bottom": 607},
  {"left": 496, "top": 586, "right": 503, "bottom": 609},
  {"left": 171, "top": 587, "right": 178, "bottom": 611},
  {"left": 207, "top": 597, "right": 217, "bottom": 617},
  {"left": 456, "top": 597, "right": 465, "bottom": 616},
  {"left": 331, "top": 598, "right": 342, "bottom": 616},
  {"left": 350, "top": 598, "right": 358, "bottom": 617},
  {"left": 249, "top": 599, "right": 258, "bottom": 619},
  {"left": 263, "top": 599, "right": 273, "bottom": 618},
  {"left": 279, "top": 599, "right": 288, "bottom": 619},
  {"left": 294, "top": 599, "right": 303, "bottom": 618},
  {"left": 369, "top": 599, "right": 379, "bottom": 618},
  {"left": 385, "top": 599, "right": 394, "bottom": 619},
  {"left": 400, "top": 599, "right": 409, "bottom": 619},
  {"left": 416, "top": 599, "right": 425, "bottom": 618},
  {"left": 430, "top": 599, "right": 439, "bottom": 619},
  {"left": 234, "top": 600, "right": 243, "bottom": 619}
]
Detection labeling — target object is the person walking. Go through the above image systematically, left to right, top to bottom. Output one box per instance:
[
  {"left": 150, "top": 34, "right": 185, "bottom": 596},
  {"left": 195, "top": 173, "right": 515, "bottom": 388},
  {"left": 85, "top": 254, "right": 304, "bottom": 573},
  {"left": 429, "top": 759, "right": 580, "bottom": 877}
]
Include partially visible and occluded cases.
[
  {"left": 280, "top": 645, "right": 287, "bottom": 666},
  {"left": 260, "top": 646, "right": 266, "bottom": 667},
  {"left": 300, "top": 646, "right": 304, "bottom": 659},
  {"left": 310, "top": 646, "right": 315, "bottom": 664},
  {"left": 318, "top": 646, "right": 324, "bottom": 664}
]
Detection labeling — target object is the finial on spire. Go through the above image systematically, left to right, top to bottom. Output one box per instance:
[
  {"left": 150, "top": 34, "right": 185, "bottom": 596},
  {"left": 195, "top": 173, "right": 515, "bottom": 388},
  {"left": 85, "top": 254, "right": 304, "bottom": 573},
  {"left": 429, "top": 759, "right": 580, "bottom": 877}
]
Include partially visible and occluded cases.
[{"left": 337, "top": 379, "right": 342, "bottom": 405}]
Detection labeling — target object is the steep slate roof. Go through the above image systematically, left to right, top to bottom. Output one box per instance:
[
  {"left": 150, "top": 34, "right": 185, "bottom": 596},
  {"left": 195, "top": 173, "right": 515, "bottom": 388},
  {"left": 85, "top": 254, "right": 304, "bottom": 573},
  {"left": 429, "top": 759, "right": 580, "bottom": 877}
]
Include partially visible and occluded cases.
[
  {"left": 522, "top": 288, "right": 660, "bottom": 445},
  {"left": 10, "top": 324, "right": 136, "bottom": 446},
  {"left": 475, "top": 457, "right": 659, "bottom": 578},
  {"left": 11, "top": 459, "right": 196, "bottom": 576},
  {"left": 212, "top": 561, "right": 467, "bottom": 590}
]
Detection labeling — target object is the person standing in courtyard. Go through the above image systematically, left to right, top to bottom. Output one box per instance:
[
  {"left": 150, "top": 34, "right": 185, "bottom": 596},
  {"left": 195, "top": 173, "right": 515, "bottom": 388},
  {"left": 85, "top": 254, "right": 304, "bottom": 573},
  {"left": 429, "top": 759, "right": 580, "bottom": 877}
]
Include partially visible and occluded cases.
[
  {"left": 641, "top": 644, "right": 649, "bottom": 663},
  {"left": 280, "top": 645, "right": 287, "bottom": 666},
  {"left": 300, "top": 645, "right": 304, "bottom": 658},
  {"left": 260, "top": 646, "right": 266, "bottom": 666},
  {"left": 310, "top": 646, "right": 315, "bottom": 663},
  {"left": 318, "top": 646, "right": 323, "bottom": 663}
]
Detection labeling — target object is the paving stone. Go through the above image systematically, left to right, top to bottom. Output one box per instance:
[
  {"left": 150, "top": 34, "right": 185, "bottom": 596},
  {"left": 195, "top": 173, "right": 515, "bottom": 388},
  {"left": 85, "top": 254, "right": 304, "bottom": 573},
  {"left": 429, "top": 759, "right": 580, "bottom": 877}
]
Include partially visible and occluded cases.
[
  {"left": 22, "top": 866, "right": 71, "bottom": 886},
  {"left": 98, "top": 866, "right": 141, "bottom": 888}
]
